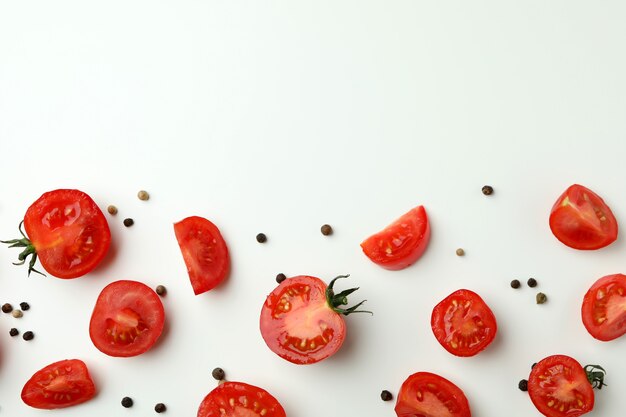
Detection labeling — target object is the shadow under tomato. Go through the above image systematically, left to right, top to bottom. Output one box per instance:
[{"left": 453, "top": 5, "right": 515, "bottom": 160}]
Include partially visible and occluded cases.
[{"left": 325, "top": 318, "right": 363, "bottom": 364}]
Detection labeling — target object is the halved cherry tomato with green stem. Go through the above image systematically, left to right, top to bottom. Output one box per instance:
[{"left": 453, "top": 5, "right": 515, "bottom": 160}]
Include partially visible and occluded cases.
[
  {"left": 582, "top": 273, "right": 626, "bottom": 341},
  {"left": 395, "top": 371, "right": 471, "bottom": 417},
  {"left": 197, "top": 381, "right": 285, "bottom": 417}
]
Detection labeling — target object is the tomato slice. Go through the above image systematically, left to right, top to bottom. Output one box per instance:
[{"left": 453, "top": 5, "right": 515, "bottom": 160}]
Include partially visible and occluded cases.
[
  {"left": 549, "top": 184, "right": 618, "bottom": 250},
  {"left": 361, "top": 205, "right": 430, "bottom": 270},
  {"left": 174, "top": 216, "right": 230, "bottom": 295},
  {"left": 582, "top": 273, "right": 626, "bottom": 341},
  {"left": 89, "top": 280, "right": 165, "bottom": 357},
  {"left": 431, "top": 289, "right": 497, "bottom": 357},
  {"left": 528, "top": 355, "right": 594, "bottom": 417},
  {"left": 21, "top": 359, "right": 96, "bottom": 409},
  {"left": 395, "top": 372, "right": 471, "bottom": 417},
  {"left": 197, "top": 381, "right": 286, "bottom": 417}
]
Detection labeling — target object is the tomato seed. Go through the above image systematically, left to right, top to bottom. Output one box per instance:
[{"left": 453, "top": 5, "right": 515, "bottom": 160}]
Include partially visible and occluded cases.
[
  {"left": 482, "top": 185, "right": 494, "bottom": 195},
  {"left": 138, "top": 190, "right": 150, "bottom": 201},
  {"left": 107, "top": 205, "right": 118, "bottom": 215},
  {"left": 123, "top": 218, "right": 135, "bottom": 227},
  {"left": 321, "top": 224, "right": 333, "bottom": 236},
  {"left": 256, "top": 233, "right": 267, "bottom": 243},
  {"left": 455, "top": 248, "right": 465, "bottom": 256},
  {"left": 276, "top": 273, "right": 287, "bottom": 284},
  {"left": 527, "top": 278, "right": 537, "bottom": 287},
  {"left": 510, "top": 279, "right": 521, "bottom": 289},
  {"left": 156, "top": 285, "right": 167, "bottom": 296},
  {"left": 536, "top": 292, "right": 547, "bottom": 304},
  {"left": 19, "top": 302, "right": 30, "bottom": 311},
  {"left": 2, "top": 303, "right": 13, "bottom": 313},
  {"left": 11, "top": 310, "right": 23, "bottom": 318},
  {"left": 9, "top": 328, "right": 18, "bottom": 337},
  {"left": 22, "top": 331, "right": 34, "bottom": 341},
  {"left": 212, "top": 367, "right": 225, "bottom": 381},
  {"left": 518, "top": 379, "right": 528, "bottom": 391},
  {"left": 380, "top": 390, "right": 393, "bottom": 401},
  {"left": 121, "top": 397, "right": 133, "bottom": 408},
  {"left": 154, "top": 403, "right": 166, "bottom": 413}
]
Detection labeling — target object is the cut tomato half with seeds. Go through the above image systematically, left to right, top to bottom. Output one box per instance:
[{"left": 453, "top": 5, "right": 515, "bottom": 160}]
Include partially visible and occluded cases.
[
  {"left": 582, "top": 273, "right": 626, "bottom": 341},
  {"left": 89, "top": 280, "right": 165, "bottom": 357},
  {"left": 395, "top": 371, "right": 471, "bottom": 417},
  {"left": 197, "top": 381, "right": 285, "bottom": 417}
]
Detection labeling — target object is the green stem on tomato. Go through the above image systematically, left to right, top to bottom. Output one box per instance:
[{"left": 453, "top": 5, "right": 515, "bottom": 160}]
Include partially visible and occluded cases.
[
  {"left": 1, "top": 221, "right": 46, "bottom": 277},
  {"left": 325, "top": 274, "right": 372, "bottom": 316},
  {"left": 584, "top": 364, "right": 607, "bottom": 390}
]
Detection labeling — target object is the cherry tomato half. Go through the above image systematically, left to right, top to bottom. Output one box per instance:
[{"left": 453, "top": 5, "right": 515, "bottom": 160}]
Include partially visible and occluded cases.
[
  {"left": 549, "top": 184, "right": 618, "bottom": 250},
  {"left": 2, "top": 189, "right": 111, "bottom": 278},
  {"left": 361, "top": 205, "right": 430, "bottom": 270},
  {"left": 174, "top": 216, "right": 230, "bottom": 295},
  {"left": 582, "top": 273, "right": 626, "bottom": 341},
  {"left": 89, "top": 280, "right": 165, "bottom": 357},
  {"left": 431, "top": 289, "right": 497, "bottom": 357},
  {"left": 528, "top": 355, "right": 594, "bottom": 417},
  {"left": 22, "top": 359, "right": 96, "bottom": 409},
  {"left": 395, "top": 372, "right": 471, "bottom": 417},
  {"left": 197, "top": 381, "right": 285, "bottom": 417}
]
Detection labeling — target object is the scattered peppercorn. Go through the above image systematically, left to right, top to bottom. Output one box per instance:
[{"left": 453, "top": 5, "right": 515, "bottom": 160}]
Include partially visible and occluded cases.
[
  {"left": 482, "top": 185, "right": 494, "bottom": 195},
  {"left": 138, "top": 190, "right": 150, "bottom": 201},
  {"left": 107, "top": 205, "right": 118, "bottom": 215},
  {"left": 123, "top": 218, "right": 134, "bottom": 227},
  {"left": 320, "top": 224, "right": 333, "bottom": 236},
  {"left": 256, "top": 233, "right": 267, "bottom": 243},
  {"left": 455, "top": 248, "right": 465, "bottom": 256},
  {"left": 276, "top": 273, "right": 287, "bottom": 284},
  {"left": 527, "top": 278, "right": 537, "bottom": 287},
  {"left": 510, "top": 279, "right": 521, "bottom": 289},
  {"left": 156, "top": 285, "right": 167, "bottom": 296},
  {"left": 536, "top": 292, "right": 548, "bottom": 304},
  {"left": 19, "top": 302, "right": 30, "bottom": 311},
  {"left": 2, "top": 303, "right": 13, "bottom": 313},
  {"left": 12, "top": 310, "right": 23, "bottom": 318},
  {"left": 9, "top": 328, "right": 18, "bottom": 337},
  {"left": 23, "top": 331, "right": 34, "bottom": 341},
  {"left": 532, "top": 362, "right": 537, "bottom": 369},
  {"left": 212, "top": 367, "right": 225, "bottom": 381},
  {"left": 518, "top": 379, "right": 528, "bottom": 391},
  {"left": 380, "top": 390, "right": 393, "bottom": 401},
  {"left": 121, "top": 397, "right": 134, "bottom": 408},
  {"left": 154, "top": 403, "right": 166, "bottom": 413}
]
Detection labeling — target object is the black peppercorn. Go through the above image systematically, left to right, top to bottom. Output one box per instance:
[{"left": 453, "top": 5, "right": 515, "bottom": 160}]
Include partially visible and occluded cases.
[
  {"left": 482, "top": 185, "right": 494, "bottom": 195},
  {"left": 123, "top": 218, "right": 134, "bottom": 227},
  {"left": 320, "top": 224, "right": 333, "bottom": 236},
  {"left": 256, "top": 233, "right": 267, "bottom": 243},
  {"left": 276, "top": 273, "right": 287, "bottom": 284},
  {"left": 527, "top": 278, "right": 537, "bottom": 287},
  {"left": 510, "top": 279, "right": 521, "bottom": 289},
  {"left": 156, "top": 285, "right": 167, "bottom": 296},
  {"left": 19, "top": 302, "right": 30, "bottom": 311},
  {"left": 2, "top": 303, "right": 13, "bottom": 313},
  {"left": 9, "top": 328, "right": 18, "bottom": 337},
  {"left": 23, "top": 331, "right": 34, "bottom": 341},
  {"left": 531, "top": 362, "right": 537, "bottom": 369},
  {"left": 212, "top": 367, "right": 225, "bottom": 381},
  {"left": 518, "top": 379, "right": 528, "bottom": 391},
  {"left": 380, "top": 390, "right": 393, "bottom": 401},
  {"left": 121, "top": 397, "right": 133, "bottom": 408},
  {"left": 154, "top": 403, "right": 166, "bottom": 413}
]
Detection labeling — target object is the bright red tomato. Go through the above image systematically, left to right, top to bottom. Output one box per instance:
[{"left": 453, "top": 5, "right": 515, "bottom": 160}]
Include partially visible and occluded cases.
[
  {"left": 549, "top": 184, "right": 617, "bottom": 250},
  {"left": 2, "top": 189, "right": 110, "bottom": 278},
  {"left": 361, "top": 205, "right": 430, "bottom": 270},
  {"left": 174, "top": 216, "right": 230, "bottom": 295},
  {"left": 582, "top": 273, "right": 626, "bottom": 341},
  {"left": 260, "top": 274, "right": 369, "bottom": 365},
  {"left": 89, "top": 280, "right": 165, "bottom": 357},
  {"left": 431, "top": 289, "right": 497, "bottom": 357},
  {"left": 528, "top": 355, "right": 595, "bottom": 417},
  {"left": 22, "top": 359, "right": 96, "bottom": 409},
  {"left": 395, "top": 372, "right": 471, "bottom": 417},
  {"left": 197, "top": 381, "right": 286, "bottom": 417}
]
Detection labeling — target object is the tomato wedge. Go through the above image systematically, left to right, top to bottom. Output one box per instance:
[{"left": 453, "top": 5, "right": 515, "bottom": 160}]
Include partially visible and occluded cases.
[
  {"left": 549, "top": 184, "right": 618, "bottom": 250},
  {"left": 2, "top": 189, "right": 111, "bottom": 278},
  {"left": 361, "top": 205, "right": 430, "bottom": 270},
  {"left": 174, "top": 216, "right": 230, "bottom": 295},
  {"left": 582, "top": 273, "right": 626, "bottom": 341},
  {"left": 260, "top": 274, "right": 370, "bottom": 365},
  {"left": 89, "top": 280, "right": 165, "bottom": 357},
  {"left": 431, "top": 289, "right": 497, "bottom": 357},
  {"left": 528, "top": 355, "right": 595, "bottom": 417},
  {"left": 22, "top": 359, "right": 96, "bottom": 409},
  {"left": 395, "top": 372, "right": 471, "bottom": 417},
  {"left": 197, "top": 381, "right": 285, "bottom": 417}
]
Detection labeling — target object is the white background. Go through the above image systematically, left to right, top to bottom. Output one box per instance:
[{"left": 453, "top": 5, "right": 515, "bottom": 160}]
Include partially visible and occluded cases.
[{"left": 1, "top": 1, "right": 626, "bottom": 416}]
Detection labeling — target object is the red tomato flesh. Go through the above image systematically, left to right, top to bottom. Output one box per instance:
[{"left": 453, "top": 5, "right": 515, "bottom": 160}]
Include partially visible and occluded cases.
[
  {"left": 549, "top": 184, "right": 617, "bottom": 250},
  {"left": 361, "top": 205, "right": 430, "bottom": 270},
  {"left": 174, "top": 216, "right": 230, "bottom": 295},
  {"left": 582, "top": 273, "right": 626, "bottom": 341},
  {"left": 89, "top": 280, "right": 165, "bottom": 357},
  {"left": 431, "top": 289, "right": 497, "bottom": 357},
  {"left": 528, "top": 355, "right": 594, "bottom": 417},
  {"left": 22, "top": 359, "right": 96, "bottom": 409},
  {"left": 395, "top": 371, "right": 471, "bottom": 417},
  {"left": 197, "top": 381, "right": 286, "bottom": 417}
]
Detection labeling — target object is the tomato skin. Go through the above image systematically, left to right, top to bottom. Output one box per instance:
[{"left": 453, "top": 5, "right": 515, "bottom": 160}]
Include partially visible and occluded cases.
[
  {"left": 549, "top": 184, "right": 617, "bottom": 250},
  {"left": 22, "top": 189, "right": 111, "bottom": 278},
  {"left": 361, "top": 205, "right": 430, "bottom": 270},
  {"left": 174, "top": 216, "right": 230, "bottom": 295},
  {"left": 582, "top": 273, "right": 626, "bottom": 341},
  {"left": 260, "top": 275, "right": 346, "bottom": 365},
  {"left": 89, "top": 280, "right": 165, "bottom": 357},
  {"left": 431, "top": 289, "right": 497, "bottom": 357},
  {"left": 528, "top": 355, "right": 594, "bottom": 417},
  {"left": 21, "top": 359, "right": 96, "bottom": 409},
  {"left": 395, "top": 372, "right": 471, "bottom": 417},
  {"left": 197, "top": 381, "right": 286, "bottom": 417}
]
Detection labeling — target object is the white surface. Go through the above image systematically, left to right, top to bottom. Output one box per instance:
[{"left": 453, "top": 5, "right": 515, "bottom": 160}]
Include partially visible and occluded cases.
[{"left": 1, "top": 1, "right": 626, "bottom": 416}]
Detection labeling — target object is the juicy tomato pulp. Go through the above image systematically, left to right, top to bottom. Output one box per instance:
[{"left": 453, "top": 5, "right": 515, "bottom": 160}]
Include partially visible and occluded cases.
[
  {"left": 549, "top": 184, "right": 618, "bottom": 250},
  {"left": 23, "top": 189, "right": 110, "bottom": 278},
  {"left": 361, "top": 205, "right": 430, "bottom": 270},
  {"left": 174, "top": 216, "right": 230, "bottom": 295},
  {"left": 582, "top": 273, "right": 626, "bottom": 341},
  {"left": 260, "top": 276, "right": 346, "bottom": 365},
  {"left": 89, "top": 280, "right": 165, "bottom": 357},
  {"left": 431, "top": 289, "right": 497, "bottom": 357},
  {"left": 528, "top": 355, "right": 594, "bottom": 417},
  {"left": 22, "top": 359, "right": 96, "bottom": 409},
  {"left": 395, "top": 372, "right": 471, "bottom": 417},
  {"left": 197, "top": 381, "right": 286, "bottom": 417}
]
